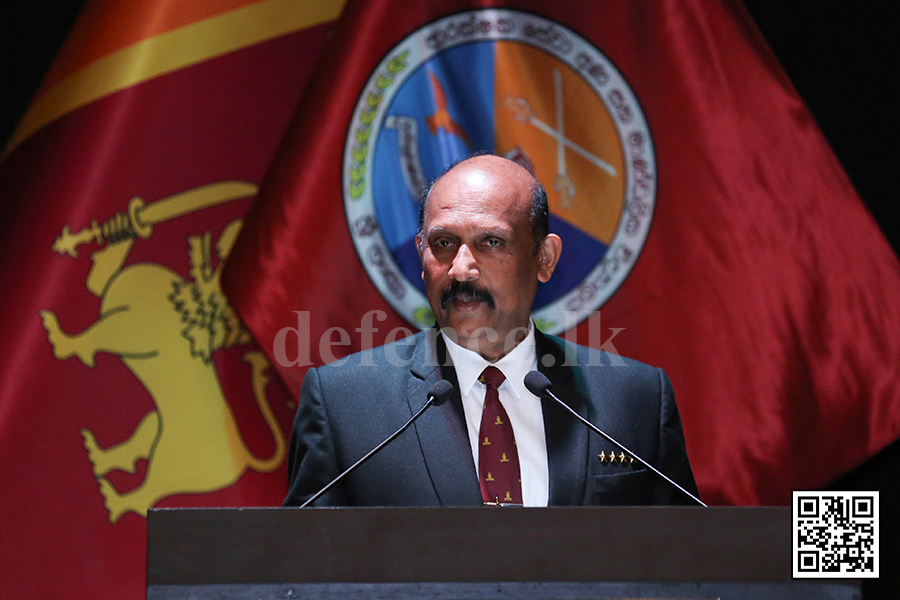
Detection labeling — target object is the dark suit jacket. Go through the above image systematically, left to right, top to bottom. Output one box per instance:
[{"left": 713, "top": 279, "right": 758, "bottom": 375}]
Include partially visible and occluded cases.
[{"left": 283, "top": 328, "right": 699, "bottom": 506}]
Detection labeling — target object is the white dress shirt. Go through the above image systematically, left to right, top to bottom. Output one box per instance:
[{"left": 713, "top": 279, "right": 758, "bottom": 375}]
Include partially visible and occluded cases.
[{"left": 441, "top": 323, "right": 549, "bottom": 506}]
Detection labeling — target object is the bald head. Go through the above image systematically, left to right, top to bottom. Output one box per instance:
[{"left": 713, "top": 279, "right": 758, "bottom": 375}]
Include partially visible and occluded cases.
[{"left": 418, "top": 155, "right": 549, "bottom": 253}]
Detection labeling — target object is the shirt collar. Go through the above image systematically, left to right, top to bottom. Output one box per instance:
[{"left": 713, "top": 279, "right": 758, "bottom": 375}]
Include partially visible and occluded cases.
[{"left": 441, "top": 322, "right": 538, "bottom": 400}]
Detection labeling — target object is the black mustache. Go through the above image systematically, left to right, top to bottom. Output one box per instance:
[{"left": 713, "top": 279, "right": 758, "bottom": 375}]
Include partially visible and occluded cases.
[{"left": 440, "top": 281, "right": 496, "bottom": 309}]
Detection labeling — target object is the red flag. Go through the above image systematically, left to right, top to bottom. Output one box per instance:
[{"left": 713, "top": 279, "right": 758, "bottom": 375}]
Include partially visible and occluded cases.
[
  {"left": 223, "top": 0, "right": 900, "bottom": 507},
  {"left": 0, "top": 1, "right": 343, "bottom": 597}
]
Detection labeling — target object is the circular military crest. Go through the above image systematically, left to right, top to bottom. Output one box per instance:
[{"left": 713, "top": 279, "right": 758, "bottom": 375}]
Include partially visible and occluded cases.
[{"left": 343, "top": 9, "right": 656, "bottom": 333}]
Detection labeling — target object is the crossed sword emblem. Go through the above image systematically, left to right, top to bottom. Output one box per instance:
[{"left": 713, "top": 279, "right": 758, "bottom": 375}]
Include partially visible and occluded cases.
[{"left": 503, "top": 69, "right": 617, "bottom": 208}]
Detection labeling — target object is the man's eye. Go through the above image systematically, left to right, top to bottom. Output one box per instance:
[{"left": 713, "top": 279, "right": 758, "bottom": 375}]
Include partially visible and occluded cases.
[{"left": 485, "top": 238, "right": 501, "bottom": 247}]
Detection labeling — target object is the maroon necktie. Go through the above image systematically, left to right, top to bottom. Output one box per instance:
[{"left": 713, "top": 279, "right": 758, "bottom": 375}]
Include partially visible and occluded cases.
[{"left": 477, "top": 366, "right": 522, "bottom": 505}]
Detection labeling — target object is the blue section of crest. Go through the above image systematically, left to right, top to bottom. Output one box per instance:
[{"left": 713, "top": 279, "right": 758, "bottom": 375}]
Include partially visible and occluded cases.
[
  {"left": 370, "top": 40, "right": 611, "bottom": 313},
  {"left": 372, "top": 41, "right": 497, "bottom": 296},
  {"left": 534, "top": 215, "right": 608, "bottom": 308},
  {"left": 391, "top": 233, "right": 426, "bottom": 295}
]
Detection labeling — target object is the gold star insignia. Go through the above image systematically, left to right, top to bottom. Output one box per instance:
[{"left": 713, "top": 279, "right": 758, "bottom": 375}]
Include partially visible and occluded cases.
[
  {"left": 598, "top": 451, "right": 607, "bottom": 463},
  {"left": 618, "top": 452, "right": 626, "bottom": 463}
]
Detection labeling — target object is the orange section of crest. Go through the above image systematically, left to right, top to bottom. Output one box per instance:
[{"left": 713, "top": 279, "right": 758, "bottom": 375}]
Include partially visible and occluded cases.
[
  {"left": 37, "top": 0, "right": 266, "bottom": 96},
  {"left": 494, "top": 41, "right": 625, "bottom": 245}
]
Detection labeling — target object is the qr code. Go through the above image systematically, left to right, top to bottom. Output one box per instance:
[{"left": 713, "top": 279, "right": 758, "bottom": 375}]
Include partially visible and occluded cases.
[{"left": 793, "top": 491, "right": 878, "bottom": 578}]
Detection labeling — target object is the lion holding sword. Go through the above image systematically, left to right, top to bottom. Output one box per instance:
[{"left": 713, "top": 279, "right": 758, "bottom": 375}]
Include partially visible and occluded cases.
[{"left": 40, "top": 182, "right": 286, "bottom": 523}]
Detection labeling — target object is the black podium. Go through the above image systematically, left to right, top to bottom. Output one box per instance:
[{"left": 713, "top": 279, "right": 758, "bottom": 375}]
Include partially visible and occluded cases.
[{"left": 147, "top": 507, "right": 859, "bottom": 599}]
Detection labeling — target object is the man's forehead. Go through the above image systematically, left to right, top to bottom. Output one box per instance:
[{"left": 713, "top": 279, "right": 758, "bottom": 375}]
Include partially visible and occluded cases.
[
  {"left": 425, "top": 158, "right": 533, "bottom": 220},
  {"left": 423, "top": 192, "right": 529, "bottom": 235}
]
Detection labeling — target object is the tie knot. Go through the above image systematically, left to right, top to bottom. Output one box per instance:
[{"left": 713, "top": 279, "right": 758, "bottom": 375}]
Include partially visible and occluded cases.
[{"left": 479, "top": 366, "right": 506, "bottom": 389}]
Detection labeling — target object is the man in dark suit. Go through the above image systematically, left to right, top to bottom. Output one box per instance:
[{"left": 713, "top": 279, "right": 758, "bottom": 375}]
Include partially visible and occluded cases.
[{"left": 284, "top": 155, "right": 698, "bottom": 507}]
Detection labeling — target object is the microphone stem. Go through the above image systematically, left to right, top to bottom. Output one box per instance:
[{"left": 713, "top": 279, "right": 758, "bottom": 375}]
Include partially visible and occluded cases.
[
  {"left": 545, "top": 390, "right": 707, "bottom": 507},
  {"left": 300, "top": 397, "right": 436, "bottom": 508}
]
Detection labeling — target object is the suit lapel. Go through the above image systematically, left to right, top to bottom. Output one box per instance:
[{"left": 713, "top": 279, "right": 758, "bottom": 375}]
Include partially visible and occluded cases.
[
  {"left": 408, "top": 330, "right": 482, "bottom": 506},
  {"left": 537, "top": 331, "right": 590, "bottom": 506}
]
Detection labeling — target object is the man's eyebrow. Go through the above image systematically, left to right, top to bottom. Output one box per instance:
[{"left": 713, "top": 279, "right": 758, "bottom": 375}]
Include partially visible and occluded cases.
[
  {"left": 425, "top": 226, "right": 455, "bottom": 236},
  {"left": 426, "top": 226, "right": 512, "bottom": 238}
]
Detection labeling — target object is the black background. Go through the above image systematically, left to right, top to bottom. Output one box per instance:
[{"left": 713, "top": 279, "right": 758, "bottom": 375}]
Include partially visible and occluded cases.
[{"left": 1, "top": 0, "right": 897, "bottom": 596}]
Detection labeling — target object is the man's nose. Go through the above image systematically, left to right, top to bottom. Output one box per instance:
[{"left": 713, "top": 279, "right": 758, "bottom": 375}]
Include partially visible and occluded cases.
[{"left": 448, "top": 243, "right": 479, "bottom": 281}]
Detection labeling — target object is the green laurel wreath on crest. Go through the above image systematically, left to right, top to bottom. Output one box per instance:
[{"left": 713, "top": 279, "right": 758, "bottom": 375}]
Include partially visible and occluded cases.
[
  {"left": 348, "top": 50, "right": 409, "bottom": 200},
  {"left": 413, "top": 306, "right": 435, "bottom": 328},
  {"left": 533, "top": 317, "right": 557, "bottom": 332}
]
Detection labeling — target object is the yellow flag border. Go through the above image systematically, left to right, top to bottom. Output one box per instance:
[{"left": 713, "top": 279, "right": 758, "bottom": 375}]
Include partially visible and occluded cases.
[{"left": 4, "top": 0, "right": 344, "bottom": 158}]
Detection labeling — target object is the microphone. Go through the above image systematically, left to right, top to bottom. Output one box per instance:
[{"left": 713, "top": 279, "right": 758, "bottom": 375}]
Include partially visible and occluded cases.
[
  {"left": 524, "top": 371, "right": 706, "bottom": 507},
  {"left": 300, "top": 379, "right": 454, "bottom": 507}
]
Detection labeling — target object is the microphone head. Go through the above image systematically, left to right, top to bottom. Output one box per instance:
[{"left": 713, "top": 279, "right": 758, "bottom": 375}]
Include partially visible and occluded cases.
[
  {"left": 524, "top": 370, "right": 552, "bottom": 397},
  {"left": 427, "top": 380, "right": 454, "bottom": 406}
]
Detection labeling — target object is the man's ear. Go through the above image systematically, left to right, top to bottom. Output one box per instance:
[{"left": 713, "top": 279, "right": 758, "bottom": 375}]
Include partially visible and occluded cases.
[
  {"left": 416, "top": 234, "right": 425, "bottom": 281},
  {"left": 537, "top": 234, "right": 562, "bottom": 283}
]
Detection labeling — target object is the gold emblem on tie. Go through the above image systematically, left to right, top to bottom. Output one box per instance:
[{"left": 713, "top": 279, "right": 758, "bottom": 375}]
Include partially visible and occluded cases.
[
  {"left": 494, "top": 415, "right": 503, "bottom": 425},
  {"left": 482, "top": 436, "right": 490, "bottom": 446},
  {"left": 500, "top": 453, "right": 509, "bottom": 463},
  {"left": 486, "top": 472, "right": 495, "bottom": 482},
  {"left": 503, "top": 491, "right": 513, "bottom": 502}
]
